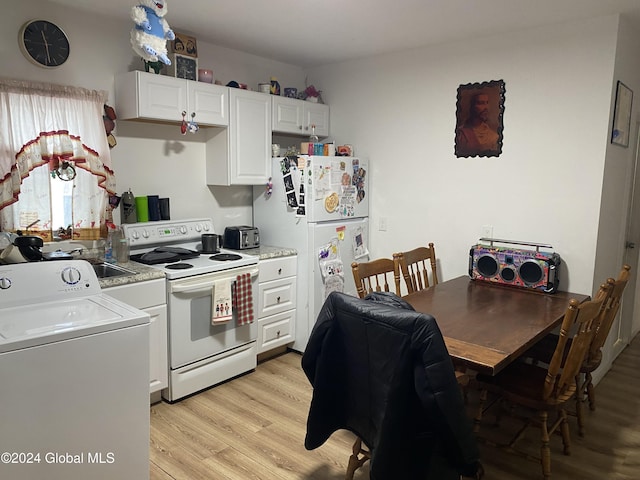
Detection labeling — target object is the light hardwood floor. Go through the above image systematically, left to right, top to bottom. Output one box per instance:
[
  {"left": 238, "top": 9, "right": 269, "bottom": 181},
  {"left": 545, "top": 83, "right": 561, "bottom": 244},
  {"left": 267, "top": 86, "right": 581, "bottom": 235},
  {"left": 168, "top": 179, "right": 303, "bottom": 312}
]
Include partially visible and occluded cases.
[{"left": 150, "top": 336, "right": 640, "bottom": 479}]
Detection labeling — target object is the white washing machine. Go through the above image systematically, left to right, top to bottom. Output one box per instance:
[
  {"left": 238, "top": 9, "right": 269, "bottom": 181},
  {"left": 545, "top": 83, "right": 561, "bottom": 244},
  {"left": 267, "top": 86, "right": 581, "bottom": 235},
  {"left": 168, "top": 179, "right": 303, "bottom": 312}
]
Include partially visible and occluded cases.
[{"left": 0, "top": 260, "right": 150, "bottom": 480}]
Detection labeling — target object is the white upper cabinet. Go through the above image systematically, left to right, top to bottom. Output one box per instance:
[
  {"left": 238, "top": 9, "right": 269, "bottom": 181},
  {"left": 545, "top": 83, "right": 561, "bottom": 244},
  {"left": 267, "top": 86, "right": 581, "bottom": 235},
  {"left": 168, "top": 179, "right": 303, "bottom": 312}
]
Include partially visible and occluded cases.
[
  {"left": 115, "top": 71, "right": 228, "bottom": 127},
  {"left": 206, "top": 88, "right": 271, "bottom": 186},
  {"left": 272, "top": 96, "right": 329, "bottom": 137}
]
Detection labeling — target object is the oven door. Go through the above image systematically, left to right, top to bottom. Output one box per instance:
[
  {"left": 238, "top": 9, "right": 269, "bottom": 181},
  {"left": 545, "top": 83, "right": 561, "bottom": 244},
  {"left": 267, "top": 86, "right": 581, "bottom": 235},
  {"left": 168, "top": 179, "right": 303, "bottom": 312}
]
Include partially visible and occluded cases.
[{"left": 167, "top": 264, "right": 259, "bottom": 369}]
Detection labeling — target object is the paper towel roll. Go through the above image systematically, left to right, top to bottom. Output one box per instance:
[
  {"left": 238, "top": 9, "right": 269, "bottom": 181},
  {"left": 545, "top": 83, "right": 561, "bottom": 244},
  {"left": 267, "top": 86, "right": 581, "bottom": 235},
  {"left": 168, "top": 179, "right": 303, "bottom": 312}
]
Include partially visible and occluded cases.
[{"left": 135, "top": 196, "right": 149, "bottom": 222}]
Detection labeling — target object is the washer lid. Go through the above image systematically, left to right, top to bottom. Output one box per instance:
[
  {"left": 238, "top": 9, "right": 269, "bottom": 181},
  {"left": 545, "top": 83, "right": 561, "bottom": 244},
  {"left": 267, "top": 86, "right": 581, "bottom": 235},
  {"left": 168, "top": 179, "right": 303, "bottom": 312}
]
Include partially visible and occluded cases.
[{"left": 0, "top": 294, "right": 149, "bottom": 353}]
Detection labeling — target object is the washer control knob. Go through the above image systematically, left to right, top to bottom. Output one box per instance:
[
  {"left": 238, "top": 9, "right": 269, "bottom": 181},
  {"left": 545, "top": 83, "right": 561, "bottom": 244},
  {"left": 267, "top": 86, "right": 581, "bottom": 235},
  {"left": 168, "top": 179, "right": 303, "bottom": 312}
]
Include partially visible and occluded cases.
[
  {"left": 61, "top": 267, "right": 81, "bottom": 285},
  {"left": 0, "top": 277, "right": 11, "bottom": 289}
]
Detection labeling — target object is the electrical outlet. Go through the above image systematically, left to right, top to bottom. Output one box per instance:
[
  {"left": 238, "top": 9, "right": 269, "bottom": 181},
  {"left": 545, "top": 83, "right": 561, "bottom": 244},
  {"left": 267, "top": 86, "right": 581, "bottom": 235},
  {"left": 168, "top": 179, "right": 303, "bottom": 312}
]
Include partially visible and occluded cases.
[
  {"left": 379, "top": 217, "right": 388, "bottom": 231},
  {"left": 481, "top": 225, "right": 493, "bottom": 239}
]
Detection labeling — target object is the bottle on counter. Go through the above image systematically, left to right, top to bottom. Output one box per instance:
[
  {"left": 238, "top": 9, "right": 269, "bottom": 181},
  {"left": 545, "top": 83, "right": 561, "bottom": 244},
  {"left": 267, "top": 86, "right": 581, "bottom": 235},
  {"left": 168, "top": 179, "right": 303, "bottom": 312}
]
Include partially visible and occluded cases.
[
  {"left": 104, "top": 229, "right": 114, "bottom": 264},
  {"left": 116, "top": 236, "right": 130, "bottom": 264}
]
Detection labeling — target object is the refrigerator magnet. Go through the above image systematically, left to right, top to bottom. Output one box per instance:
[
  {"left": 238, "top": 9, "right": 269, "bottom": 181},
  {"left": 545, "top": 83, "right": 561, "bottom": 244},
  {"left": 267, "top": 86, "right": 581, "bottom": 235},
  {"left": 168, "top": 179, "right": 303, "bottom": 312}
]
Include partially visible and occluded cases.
[
  {"left": 325, "top": 192, "right": 339, "bottom": 212},
  {"left": 335, "top": 225, "right": 346, "bottom": 241},
  {"left": 353, "top": 227, "right": 369, "bottom": 259},
  {"left": 323, "top": 274, "right": 344, "bottom": 299}
]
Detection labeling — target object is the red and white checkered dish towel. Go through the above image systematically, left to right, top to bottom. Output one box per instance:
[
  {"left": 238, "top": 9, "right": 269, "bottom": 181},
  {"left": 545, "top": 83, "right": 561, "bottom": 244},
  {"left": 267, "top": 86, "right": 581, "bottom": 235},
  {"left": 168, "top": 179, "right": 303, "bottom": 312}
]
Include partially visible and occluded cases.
[{"left": 234, "top": 273, "right": 254, "bottom": 326}]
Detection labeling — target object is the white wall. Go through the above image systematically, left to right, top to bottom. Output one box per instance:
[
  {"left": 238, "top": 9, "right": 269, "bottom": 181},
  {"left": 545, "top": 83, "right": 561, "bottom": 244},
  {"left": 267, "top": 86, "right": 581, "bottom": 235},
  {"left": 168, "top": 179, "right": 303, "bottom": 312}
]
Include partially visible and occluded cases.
[
  {"left": 2, "top": 0, "right": 307, "bottom": 234},
  {"left": 308, "top": 16, "right": 629, "bottom": 297}
]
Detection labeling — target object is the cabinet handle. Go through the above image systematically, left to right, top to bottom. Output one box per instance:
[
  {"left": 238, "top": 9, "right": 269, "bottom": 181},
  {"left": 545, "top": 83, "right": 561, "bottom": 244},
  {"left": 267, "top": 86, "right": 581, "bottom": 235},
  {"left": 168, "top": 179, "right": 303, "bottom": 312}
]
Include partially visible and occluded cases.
[
  {"left": 298, "top": 125, "right": 303, "bottom": 130},
  {"left": 278, "top": 268, "right": 282, "bottom": 275},
  {"left": 277, "top": 296, "right": 281, "bottom": 303}
]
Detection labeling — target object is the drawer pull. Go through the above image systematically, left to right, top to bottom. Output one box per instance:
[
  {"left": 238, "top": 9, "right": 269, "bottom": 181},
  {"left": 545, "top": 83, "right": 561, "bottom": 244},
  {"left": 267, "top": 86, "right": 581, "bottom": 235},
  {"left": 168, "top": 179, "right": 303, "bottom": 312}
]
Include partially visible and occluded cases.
[
  {"left": 278, "top": 268, "right": 282, "bottom": 275},
  {"left": 277, "top": 296, "right": 281, "bottom": 303},
  {"left": 276, "top": 330, "right": 281, "bottom": 337}
]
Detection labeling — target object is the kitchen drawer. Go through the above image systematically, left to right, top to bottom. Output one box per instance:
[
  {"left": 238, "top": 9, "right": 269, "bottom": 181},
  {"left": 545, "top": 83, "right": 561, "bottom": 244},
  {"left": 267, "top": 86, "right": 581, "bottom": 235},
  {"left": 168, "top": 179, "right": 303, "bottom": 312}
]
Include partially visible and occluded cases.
[
  {"left": 258, "top": 255, "right": 296, "bottom": 283},
  {"left": 258, "top": 276, "right": 296, "bottom": 318},
  {"left": 258, "top": 309, "right": 294, "bottom": 354}
]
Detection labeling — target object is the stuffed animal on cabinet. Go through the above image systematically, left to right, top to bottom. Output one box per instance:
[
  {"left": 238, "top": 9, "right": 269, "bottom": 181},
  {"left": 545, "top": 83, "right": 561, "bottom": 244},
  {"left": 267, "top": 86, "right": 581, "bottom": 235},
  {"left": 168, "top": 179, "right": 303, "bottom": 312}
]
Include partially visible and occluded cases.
[{"left": 130, "top": 0, "right": 175, "bottom": 65}]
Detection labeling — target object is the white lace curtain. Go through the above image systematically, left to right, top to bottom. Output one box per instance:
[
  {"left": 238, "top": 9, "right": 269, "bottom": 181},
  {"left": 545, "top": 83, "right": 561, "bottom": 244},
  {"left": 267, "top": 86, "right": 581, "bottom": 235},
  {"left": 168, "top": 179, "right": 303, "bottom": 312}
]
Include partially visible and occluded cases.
[{"left": 0, "top": 78, "right": 115, "bottom": 240}]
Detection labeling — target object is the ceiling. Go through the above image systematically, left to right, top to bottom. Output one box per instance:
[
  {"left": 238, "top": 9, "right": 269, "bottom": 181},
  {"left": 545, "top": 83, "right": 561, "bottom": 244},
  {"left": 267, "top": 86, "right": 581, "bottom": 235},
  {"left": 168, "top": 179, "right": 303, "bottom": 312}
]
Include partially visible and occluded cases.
[{"left": 49, "top": 0, "right": 640, "bottom": 68}]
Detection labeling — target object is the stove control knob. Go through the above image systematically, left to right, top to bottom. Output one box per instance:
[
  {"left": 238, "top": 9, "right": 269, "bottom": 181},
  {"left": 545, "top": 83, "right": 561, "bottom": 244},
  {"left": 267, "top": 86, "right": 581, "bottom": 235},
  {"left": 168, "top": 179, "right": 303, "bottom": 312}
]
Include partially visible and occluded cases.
[
  {"left": 202, "top": 223, "right": 211, "bottom": 231},
  {"left": 195, "top": 224, "right": 202, "bottom": 232},
  {"left": 180, "top": 226, "right": 187, "bottom": 234},
  {"left": 142, "top": 229, "right": 150, "bottom": 238},
  {"left": 131, "top": 231, "right": 140, "bottom": 240},
  {"left": 61, "top": 267, "right": 81, "bottom": 285},
  {"left": 0, "top": 277, "right": 11, "bottom": 289}
]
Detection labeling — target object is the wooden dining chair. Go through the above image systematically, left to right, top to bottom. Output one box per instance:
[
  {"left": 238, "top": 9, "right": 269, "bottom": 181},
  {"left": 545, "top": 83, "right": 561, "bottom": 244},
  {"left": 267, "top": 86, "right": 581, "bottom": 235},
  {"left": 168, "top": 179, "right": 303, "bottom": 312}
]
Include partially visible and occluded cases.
[
  {"left": 393, "top": 243, "right": 438, "bottom": 295},
  {"left": 351, "top": 258, "right": 401, "bottom": 298},
  {"left": 523, "top": 264, "right": 631, "bottom": 436},
  {"left": 472, "top": 283, "right": 611, "bottom": 480},
  {"left": 345, "top": 368, "right": 472, "bottom": 480}
]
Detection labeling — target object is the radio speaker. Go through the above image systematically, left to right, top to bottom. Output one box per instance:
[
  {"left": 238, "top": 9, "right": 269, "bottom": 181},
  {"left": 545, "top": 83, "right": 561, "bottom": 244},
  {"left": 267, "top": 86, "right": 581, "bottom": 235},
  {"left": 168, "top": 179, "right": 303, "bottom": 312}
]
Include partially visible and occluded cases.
[{"left": 469, "top": 239, "right": 561, "bottom": 293}]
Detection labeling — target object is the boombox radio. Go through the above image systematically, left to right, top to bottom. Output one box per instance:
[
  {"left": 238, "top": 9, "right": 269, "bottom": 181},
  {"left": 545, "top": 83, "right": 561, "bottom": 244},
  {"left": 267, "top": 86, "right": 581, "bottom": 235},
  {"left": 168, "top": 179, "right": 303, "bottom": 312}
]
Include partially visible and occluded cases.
[{"left": 469, "top": 238, "right": 561, "bottom": 293}]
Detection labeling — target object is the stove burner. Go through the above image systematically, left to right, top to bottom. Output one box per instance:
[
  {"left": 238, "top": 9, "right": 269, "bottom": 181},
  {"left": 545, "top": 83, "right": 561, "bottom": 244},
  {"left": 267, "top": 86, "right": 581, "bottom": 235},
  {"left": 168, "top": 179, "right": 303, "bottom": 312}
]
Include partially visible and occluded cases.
[
  {"left": 209, "top": 253, "right": 242, "bottom": 261},
  {"left": 165, "top": 263, "right": 194, "bottom": 270}
]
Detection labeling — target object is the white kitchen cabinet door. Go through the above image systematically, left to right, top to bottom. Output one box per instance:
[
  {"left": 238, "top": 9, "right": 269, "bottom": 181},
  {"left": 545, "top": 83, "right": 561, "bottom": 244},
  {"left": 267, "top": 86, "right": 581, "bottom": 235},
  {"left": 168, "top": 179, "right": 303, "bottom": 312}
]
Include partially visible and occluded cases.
[
  {"left": 115, "top": 70, "right": 228, "bottom": 127},
  {"left": 189, "top": 81, "right": 227, "bottom": 126},
  {"left": 207, "top": 88, "right": 271, "bottom": 185},
  {"left": 272, "top": 96, "right": 329, "bottom": 137},
  {"left": 272, "top": 96, "right": 304, "bottom": 134},
  {"left": 304, "top": 102, "right": 329, "bottom": 137},
  {"left": 102, "top": 278, "right": 168, "bottom": 396},
  {"left": 147, "top": 304, "right": 168, "bottom": 394}
]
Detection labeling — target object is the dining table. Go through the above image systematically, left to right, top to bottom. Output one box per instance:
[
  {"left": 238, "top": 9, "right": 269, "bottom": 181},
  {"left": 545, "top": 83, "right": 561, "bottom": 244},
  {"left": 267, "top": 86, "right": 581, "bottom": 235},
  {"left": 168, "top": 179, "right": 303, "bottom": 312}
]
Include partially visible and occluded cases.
[{"left": 403, "top": 275, "right": 591, "bottom": 376}]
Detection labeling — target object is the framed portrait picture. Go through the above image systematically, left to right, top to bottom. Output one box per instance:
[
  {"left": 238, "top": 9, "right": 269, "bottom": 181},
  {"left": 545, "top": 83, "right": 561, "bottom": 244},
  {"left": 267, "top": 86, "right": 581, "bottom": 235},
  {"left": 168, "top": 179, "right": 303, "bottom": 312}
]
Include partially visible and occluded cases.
[
  {"left": 171, "top": 32, "right": 198, "bottom": 58},
  {"left": 169, "top": 53, "right": 198, "bottom": 81},
  {"left": 455, "top": 79, "right": 505, "bottom": 158},
  {"left": 611, "top": 81, "right": 633, "bottom": 147}
]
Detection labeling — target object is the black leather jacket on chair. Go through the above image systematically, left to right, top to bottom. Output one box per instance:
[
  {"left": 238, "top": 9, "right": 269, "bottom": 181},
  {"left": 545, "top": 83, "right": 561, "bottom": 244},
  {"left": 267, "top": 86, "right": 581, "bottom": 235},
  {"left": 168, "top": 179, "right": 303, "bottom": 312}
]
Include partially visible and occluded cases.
[{"left": 302, "top": 291, "right": 480, "bottom": 479}]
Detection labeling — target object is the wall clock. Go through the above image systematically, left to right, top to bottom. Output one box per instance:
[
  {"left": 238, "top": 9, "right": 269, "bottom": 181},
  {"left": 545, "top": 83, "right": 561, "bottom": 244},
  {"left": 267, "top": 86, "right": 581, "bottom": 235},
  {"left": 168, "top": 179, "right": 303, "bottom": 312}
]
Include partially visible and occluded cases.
[
  {"left": 19, "top": 20, "right": 70, "bottom": 68},
  {"left": 170, "top": 53, "right": 198, "bottom": 81}
]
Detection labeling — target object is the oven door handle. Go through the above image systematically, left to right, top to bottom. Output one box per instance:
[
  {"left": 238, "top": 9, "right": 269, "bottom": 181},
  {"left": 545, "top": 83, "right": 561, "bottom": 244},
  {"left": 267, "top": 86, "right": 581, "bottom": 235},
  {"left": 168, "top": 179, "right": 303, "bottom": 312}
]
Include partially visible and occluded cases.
[{"left": 170, "top": 268, "right": 259, "bottom": 294}]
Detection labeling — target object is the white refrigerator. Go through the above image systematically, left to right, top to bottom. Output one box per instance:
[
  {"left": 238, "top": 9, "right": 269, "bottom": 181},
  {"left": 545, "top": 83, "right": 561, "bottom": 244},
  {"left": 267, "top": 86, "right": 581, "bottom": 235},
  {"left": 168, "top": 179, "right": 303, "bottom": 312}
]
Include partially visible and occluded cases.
[{"left": 253, "top": 155, "right": 370, "bottom": 351}]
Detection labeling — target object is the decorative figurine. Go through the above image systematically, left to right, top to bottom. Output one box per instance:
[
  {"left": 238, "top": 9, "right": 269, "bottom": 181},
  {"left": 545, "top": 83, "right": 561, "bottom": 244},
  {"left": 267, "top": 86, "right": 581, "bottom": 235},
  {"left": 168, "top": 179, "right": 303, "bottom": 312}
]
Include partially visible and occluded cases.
[{"left": 130, "top": 0, "right": 175, "bottom": 65}]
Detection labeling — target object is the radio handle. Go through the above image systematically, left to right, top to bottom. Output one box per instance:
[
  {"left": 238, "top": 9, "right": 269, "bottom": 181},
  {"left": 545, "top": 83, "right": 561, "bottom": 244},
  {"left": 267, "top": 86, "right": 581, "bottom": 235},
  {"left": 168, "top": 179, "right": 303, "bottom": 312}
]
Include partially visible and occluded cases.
[{"left": 478, "top": 238, "right": 554, "bottom": 253}]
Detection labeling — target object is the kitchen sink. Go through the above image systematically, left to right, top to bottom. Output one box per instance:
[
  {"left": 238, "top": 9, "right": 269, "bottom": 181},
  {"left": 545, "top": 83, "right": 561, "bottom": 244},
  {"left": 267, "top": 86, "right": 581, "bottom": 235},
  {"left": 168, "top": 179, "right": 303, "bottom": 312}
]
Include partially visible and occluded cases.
[{"left": 92, "top": 262, "right": 136, "bottom": 279}]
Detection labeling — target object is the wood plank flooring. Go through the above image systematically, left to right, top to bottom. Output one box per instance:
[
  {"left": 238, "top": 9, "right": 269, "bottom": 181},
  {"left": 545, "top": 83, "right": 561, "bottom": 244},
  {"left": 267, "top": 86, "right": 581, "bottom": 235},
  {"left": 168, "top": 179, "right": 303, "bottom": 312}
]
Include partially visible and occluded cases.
[{"left": 150, "top": 335, "right": 640, "bottom": 479}]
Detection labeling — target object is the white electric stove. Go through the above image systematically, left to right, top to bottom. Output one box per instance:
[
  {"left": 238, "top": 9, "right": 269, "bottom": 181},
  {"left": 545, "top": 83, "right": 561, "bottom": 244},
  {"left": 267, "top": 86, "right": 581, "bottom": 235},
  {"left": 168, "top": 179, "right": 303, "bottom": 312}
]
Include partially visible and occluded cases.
[
  {"left": 122, "top": 218, "right": 258, "bottom": 279},
  {"left": 122, "top": 219, "right": 260, "bottom": 402}
]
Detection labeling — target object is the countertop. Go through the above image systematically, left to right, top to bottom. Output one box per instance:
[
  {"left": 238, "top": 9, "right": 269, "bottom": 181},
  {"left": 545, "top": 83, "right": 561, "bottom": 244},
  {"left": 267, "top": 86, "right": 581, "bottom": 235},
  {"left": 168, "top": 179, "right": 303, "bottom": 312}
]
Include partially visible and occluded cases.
[
  {"left": 97, "top": 245, "right": 297, "bottom": 289},
  {"left": 240, "top": 245, "right": 297, "bottom": 260},
  {"left": 98, "top": 261, "right": 165, "bottom": 289}
]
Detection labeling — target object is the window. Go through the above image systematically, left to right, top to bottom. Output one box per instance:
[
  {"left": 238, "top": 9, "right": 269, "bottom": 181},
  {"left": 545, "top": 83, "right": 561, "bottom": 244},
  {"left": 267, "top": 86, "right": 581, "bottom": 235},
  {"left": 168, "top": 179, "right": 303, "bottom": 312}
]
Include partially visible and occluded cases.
[{"left": 0, "top": 78, "right": 115, "bottom": 241}]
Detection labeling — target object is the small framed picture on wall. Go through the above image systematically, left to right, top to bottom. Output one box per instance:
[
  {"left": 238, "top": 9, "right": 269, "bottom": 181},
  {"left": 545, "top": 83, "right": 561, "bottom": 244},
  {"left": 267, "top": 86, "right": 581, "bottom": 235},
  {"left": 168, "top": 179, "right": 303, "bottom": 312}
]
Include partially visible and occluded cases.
[
  {"left": 171, "top": 32, "right": 198, "bottom": 58},
  {"left": 169, "top": 53, "right": 198, "bottom": 81},
  {"left": 455, "top": 79, "right": 505, "bottom": 158},
  {"left": 611, "top": 80, "right": 633, "bottom": 147}
]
